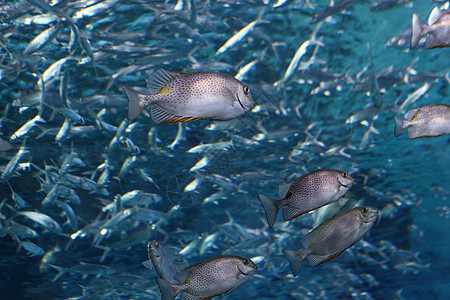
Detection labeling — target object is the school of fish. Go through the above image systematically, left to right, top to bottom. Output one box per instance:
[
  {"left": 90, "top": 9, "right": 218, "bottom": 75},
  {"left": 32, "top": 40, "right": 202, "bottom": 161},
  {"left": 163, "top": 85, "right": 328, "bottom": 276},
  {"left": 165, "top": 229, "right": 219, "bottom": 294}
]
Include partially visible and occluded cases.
[{"left": 0, "top": 0, "right": 448, "bottom": 299}]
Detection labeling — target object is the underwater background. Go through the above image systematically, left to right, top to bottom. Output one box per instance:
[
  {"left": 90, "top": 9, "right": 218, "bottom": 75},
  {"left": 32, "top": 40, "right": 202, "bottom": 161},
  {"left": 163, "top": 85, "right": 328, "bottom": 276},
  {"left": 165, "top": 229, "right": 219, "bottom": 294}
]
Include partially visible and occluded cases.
[{"left": 0, "top": 0, "right": 449, "bottom": 299}]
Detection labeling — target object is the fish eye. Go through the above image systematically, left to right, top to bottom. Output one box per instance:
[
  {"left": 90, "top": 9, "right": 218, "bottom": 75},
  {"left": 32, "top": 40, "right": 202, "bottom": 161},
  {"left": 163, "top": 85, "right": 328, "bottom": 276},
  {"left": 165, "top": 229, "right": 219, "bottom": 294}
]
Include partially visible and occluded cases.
[
  {"left": 243, "top": 86, "right": 250, "bottom": 95},
  {"left": 342, "top": 172, "right": 348, "bottom": 178},
  {"left": 362, "top": 207, "right": 368, "bottom": 213},
  {"left": 243, "top": 259, "right": 250, "bottom": 265}
]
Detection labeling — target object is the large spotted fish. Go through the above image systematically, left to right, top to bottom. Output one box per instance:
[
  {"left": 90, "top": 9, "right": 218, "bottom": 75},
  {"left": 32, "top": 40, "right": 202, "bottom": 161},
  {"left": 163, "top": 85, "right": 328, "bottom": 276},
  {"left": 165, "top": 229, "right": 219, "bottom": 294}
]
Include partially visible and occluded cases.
[
  {"left": 411, "top": 7, "right": 450, "bottom": 49},
  {"left": 122, "top": 69, "right": 254, "bottom": 123},
  {"left": 394, "top": 104, "right": 450, "bottom": 139},
  {"left": 258, "top": 169, "right": 354, "bottom": 228},
  {"left": 283, "top": 206, "right": 378, "bottom": 277},
  {"left": 156, "top": 255, "right": 257, "bottom": 300}
]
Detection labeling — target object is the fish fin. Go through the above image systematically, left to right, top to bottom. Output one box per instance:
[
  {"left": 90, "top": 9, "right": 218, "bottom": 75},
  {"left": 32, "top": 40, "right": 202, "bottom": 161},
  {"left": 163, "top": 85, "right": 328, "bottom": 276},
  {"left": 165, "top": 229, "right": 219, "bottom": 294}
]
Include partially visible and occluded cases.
[
  {"left": 427, "top": 7, "right": 443, "bottom": 25},
  {"left": 411, "top": 14, "right": 425, "bottom": 49},
  {"left": 424, "top": 34, "right": 444, "bottom": 49},
  {"left": 146, "top": 69, "right": 180, "bottom": 94},
  {"left": 122, "top": 85, "right": 150, "bottom": 120},
  {"left": 150, "top": 105, "right": 201, "bottom": 124},
  {"left": 404, "top": 109, "right": 419, "bottom": 121},
  {"left": 393, "top": 114, "right": 406, "bottom": 137},
  {"left": 278, "top": 182, "right": 292, "bottom": 199},
  {"left": 258, "top": 194, "right": 280, "bottom": 228},
  {"left": 282, "top": 206, "right": 312, "bottom": 221},
  {"left": 300, "top": 231, "right": 315, "bottom": 249},
  {"left": 283, "top": 249, "right": 309, "bottom": 277},
  {"left": 307, "top": 249, "right": 347, "bottom": 266},
  {"left": 142, "top": 260, "right": 154, "bottom": 270},
  {"left": 47, "top": 264, "right": 66, "bottom": 282},
  {"left": 173, "top": 269, "right": 192, "bottom": 284},
  {"left": 156, "top": 278, "right": 178, "bottom": 300},
  {"left": 181, "top": 293, "right": 204, "bottom": 300}
]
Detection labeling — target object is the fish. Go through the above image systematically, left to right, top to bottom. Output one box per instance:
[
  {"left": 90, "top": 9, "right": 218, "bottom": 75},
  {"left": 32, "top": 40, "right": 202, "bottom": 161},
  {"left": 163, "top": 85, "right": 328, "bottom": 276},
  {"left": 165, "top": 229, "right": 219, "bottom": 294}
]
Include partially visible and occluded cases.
[
  {"left": 411, "top": 7, "right": 450, "bottom": 49},
  {"left": 122, "top": 69, "right": 254, "bottom": 123},
  {"left": 393, "top": 104, "right": 450, "bottom": 139},
  {"left": 259, "top": 169, "right": 355, "bottom": 228},
  {"left": 283, "top": 206, "right": 378, "bottom": 276},
  {"left": 147, "top": 240, "right": 178, "bottom": 284},
  {"left": 156, "top": 255, "right": 257, "bottom": 300}
]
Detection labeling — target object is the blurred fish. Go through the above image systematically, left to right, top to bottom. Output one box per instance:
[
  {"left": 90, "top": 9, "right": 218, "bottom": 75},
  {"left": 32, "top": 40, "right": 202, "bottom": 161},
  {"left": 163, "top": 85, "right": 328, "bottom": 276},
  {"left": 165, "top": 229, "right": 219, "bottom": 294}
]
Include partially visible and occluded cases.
[
  {"left": 370, "top": 0, "right": 412, "bottom": 12},
  {"left": 411, "top": 7, "right": 450, "bottom": 49},
  {"left": 122, "top": 69, "right": 254, "bottom": 123},
  {"left": 393, "top": 104, "right": 450, "bottom": 139},
  {"left": 259, "top": 169, "right": 354, "bottom": 228},
  {"left": 283, "top": 206, "right": 378, "bottom": 276},
  {"left": 147, "top": 240, "right": 178, "bottom": 284},
  {"left": 156, "top": 255, "right": 257, "bottom": 300}
]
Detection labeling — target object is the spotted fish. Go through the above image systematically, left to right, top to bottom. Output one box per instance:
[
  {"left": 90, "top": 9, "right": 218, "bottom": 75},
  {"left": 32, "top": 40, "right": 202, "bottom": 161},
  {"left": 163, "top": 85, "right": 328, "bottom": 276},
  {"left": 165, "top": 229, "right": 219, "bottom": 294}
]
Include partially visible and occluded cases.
[
  {"left": 411, "top": 7, "right": 450, "bottom": 49},
  {"left": 122, "top": 69, "right": 254, "bottom": 123},
  {"left": 394, "top": 104, "right": 450, "bottom": 139},
  {"left": 258, "top": 169, "right": 354, "bottom": 228},
  {"left": 283, "top": 206, "right": 378, "bottom": 277},
  {"left": 156, "top": 255, "right": 257, "bottom": 300}
]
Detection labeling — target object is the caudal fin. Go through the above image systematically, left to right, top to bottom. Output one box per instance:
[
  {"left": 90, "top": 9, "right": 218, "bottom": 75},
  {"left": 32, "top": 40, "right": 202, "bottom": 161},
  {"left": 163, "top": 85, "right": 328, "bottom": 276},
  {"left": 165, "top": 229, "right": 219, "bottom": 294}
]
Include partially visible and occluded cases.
[
  {"left": 411, "top": 14, "right": 425, "bottom": 49},
  {"left": 122, "top": 85, "right": 147, "bottom": 120},
  {"left": 393, "top": 114, "right": 406, "bottom": 137},
  {"left": 258, "top": 194, "right": 280, "bottom": 228},
  {"left": 282, "top": 249, "right": 308, "bottom": 277},
  {"left": 156, "top": 278, "right": 178, "bottom": 300}
]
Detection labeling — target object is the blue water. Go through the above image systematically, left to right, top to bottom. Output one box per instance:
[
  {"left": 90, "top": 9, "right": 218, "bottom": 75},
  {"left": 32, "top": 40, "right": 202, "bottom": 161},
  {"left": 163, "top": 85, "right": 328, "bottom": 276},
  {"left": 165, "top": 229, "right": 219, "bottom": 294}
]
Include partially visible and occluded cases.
[{"left": 0, "top": 0, "right": 449, "bottom": 299}]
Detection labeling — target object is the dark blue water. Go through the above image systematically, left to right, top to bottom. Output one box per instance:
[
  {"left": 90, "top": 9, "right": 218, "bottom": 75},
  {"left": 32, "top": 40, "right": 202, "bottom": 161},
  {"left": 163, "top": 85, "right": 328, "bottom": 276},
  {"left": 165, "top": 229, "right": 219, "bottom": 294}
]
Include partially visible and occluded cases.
[{"left": 0, "top": 0, "right": 449, "bottom": 299}]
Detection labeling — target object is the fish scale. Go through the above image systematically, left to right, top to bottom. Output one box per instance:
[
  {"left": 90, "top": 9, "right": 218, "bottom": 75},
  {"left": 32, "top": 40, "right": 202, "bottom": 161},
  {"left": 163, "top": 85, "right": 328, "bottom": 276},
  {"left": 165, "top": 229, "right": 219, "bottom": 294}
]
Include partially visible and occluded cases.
[
  {"left": 123, "top": 69, "right": 254, "bottom": 123},
  {"left": 259, "top": 169, "right": 355, "bottom": 228},
  {"left": 156, "top": 255, "right": 257, "bottom": 300}
]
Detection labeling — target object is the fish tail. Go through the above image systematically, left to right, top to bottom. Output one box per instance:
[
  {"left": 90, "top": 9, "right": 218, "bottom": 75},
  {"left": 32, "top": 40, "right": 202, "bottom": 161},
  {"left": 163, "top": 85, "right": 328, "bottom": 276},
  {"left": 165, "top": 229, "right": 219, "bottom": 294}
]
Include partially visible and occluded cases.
[
  {"left": 411, "top": 14, "right": 425, "bottom": 49},
  {"left": 122, "top": 85, "right": 150, "bottom": 120},
  {"left": 393, "top": 114, "right": 406, "bottom": 137},
  {"left": 258, "top": 194, "right": 280, "bottom": 228},
  {"left": 282, "top": 249, "right": 308, "bottom": 277},
  {"left": 47, "top": 264, "right": 66, "bottom": 282},
  {"left": 156, "top": 278, "right": 178, "bottom": 300}
]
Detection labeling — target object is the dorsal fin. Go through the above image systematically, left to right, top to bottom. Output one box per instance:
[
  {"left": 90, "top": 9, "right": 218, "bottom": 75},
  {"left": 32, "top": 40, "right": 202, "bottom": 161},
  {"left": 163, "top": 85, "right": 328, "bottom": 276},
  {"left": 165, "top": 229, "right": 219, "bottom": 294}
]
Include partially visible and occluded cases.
[
  {"left": 428, "top": 7, "right": 443, "bottom": 25},
  {"left": 146, "top": 69, "right": 180, "bottom": 94},
  {"left": 150, "top": 105, "right": 201, "bottom": 124},
  {"left": 404, "top": 108, "right": 419, "bottom": 121},
  {"left": 278, "top": 182, "right": 292, "bottom": 199}
]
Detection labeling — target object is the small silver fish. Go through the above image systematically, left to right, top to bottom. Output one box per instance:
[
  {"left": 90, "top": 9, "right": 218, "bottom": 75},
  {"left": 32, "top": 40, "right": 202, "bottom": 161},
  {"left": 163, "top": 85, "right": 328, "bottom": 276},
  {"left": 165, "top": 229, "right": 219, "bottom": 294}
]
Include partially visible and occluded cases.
[
  {"left": 411, "top": 7, "right": 450, "bottom": 49},
  {"left": 122, "top": 69, "right": 254, "bottom": 123},
  {"left": 394, "top": 104, "right": 450, "bottom": 139},
  {"left": 259, "top": 169, "right": 354, "bottom": 228},
  {"left": 283, "top": 206, "right": 378, "bottom": 276},
  {"left": 147, "top": 240, "right": 178, "bottom": 284},
  {"left": 156, "top": 255, "right": 257, "bottom": 300}
]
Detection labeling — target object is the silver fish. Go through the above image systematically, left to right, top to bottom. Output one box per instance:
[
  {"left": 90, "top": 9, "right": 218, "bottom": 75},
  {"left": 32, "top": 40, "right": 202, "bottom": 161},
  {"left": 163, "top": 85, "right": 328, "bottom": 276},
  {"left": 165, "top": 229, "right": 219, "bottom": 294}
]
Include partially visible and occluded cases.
[
  {"left": 411, "top": 7, "right": 450, "bottom": 49},
  {"left": 122, "top": 69, "right": 254, "bottom": 123},
  {"left": 394, "top": 104, "right": 450, "bottom": 139},
  {"left": 259, "top": 169, "right": 355, "bottom": 228},
  {"left": 283, "top": 206, "right": 378, "bottom": 276},
  {"left": 147, "top": 240, "right": 178, "bottom": 284},
  {"left": 156, "top": 255, "right": 257, "bottom": 300}
]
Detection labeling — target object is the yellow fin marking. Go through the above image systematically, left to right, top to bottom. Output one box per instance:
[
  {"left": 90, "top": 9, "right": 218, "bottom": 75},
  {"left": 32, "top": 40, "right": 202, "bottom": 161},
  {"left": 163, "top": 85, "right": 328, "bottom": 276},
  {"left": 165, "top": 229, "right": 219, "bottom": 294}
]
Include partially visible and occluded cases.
[
  {"left": 159, "top": 88, "right": 170, "bottom": 95},
  {"left": 412, "top": 115, "right": 419, "bottom": 121},
  {"left": 309, "top": 242, "right": 316, "bottom": 249},
  {"left": 184, "top": 279, "right": 191, "bottom": 284}
]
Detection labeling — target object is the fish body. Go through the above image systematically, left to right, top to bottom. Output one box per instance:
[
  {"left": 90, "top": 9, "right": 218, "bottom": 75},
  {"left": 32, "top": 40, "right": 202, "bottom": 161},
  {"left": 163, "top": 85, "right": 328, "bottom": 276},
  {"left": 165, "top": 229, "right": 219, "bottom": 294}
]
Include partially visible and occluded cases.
[
  {"left": 411, "top": 7, "right": 450, "bottom": 49},
  {"left": 122, "top": 69, "right": 254, "bottom": 123},
  {"left": 394, "top": 104, "right": 450, "bottom": 139},
  {"left": 259, "top": 169, "right": 354, "bottom": 228},
  {"left": 283, "top": 206, "right": 378, "bottom": 276},
  {"left": 148, "top": 240, "right": 178, "bottom": 284},
  {"left": 156, "top": 255, "right": 257, "bottom": 300}
]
